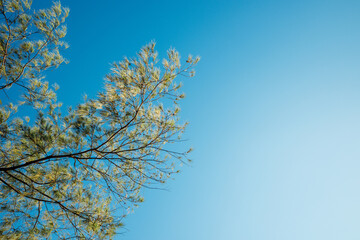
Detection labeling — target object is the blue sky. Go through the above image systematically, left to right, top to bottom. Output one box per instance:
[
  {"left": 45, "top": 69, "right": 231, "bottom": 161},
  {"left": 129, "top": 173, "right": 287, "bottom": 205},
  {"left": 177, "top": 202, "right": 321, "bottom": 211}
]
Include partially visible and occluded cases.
[{"left": 34, "top": 0, "right": 360, "bottom": 239}]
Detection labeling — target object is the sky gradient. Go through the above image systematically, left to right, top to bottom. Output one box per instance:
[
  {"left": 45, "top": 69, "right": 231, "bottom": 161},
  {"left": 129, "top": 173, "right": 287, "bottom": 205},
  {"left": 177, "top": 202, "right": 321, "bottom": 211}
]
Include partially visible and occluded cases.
[{"left": 33, "top": 0, "right": 360, "bottom": 239}]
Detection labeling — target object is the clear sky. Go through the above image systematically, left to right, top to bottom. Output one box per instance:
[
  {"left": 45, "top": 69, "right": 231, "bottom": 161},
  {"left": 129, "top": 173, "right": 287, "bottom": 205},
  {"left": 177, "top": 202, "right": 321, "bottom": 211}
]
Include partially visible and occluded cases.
[{"left": 34, "top": 0, "right": 360, "bottom": 239}]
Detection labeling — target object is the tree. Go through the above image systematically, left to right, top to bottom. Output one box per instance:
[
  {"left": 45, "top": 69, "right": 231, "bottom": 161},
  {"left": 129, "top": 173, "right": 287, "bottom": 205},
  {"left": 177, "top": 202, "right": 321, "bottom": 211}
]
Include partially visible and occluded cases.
[{"left": 0, "top": 0, "right": 199, "bottom": 239}]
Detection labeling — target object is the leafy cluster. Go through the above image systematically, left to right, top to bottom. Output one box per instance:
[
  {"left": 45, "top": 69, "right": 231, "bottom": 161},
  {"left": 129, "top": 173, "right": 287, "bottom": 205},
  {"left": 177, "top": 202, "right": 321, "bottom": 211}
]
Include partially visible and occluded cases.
[
  {"left": 0, "top": 0, "right": 199, "bottom": 239},
  {"left": 0, "top": 0, "right": 67, "bottom": 92}
]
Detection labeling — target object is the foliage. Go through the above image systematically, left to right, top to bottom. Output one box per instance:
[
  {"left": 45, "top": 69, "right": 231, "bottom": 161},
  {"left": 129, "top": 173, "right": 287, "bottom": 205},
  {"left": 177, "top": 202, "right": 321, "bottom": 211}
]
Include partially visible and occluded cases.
[{"left": 0, "top": 0, "right": 199, "bottom": 239}]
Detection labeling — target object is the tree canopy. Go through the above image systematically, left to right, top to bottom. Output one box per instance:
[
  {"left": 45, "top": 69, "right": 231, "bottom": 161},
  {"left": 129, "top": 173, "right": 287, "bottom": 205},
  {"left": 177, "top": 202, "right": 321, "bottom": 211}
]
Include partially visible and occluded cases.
[{"left": 0, "top": 0, "right": 199, "bottom": 239}]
